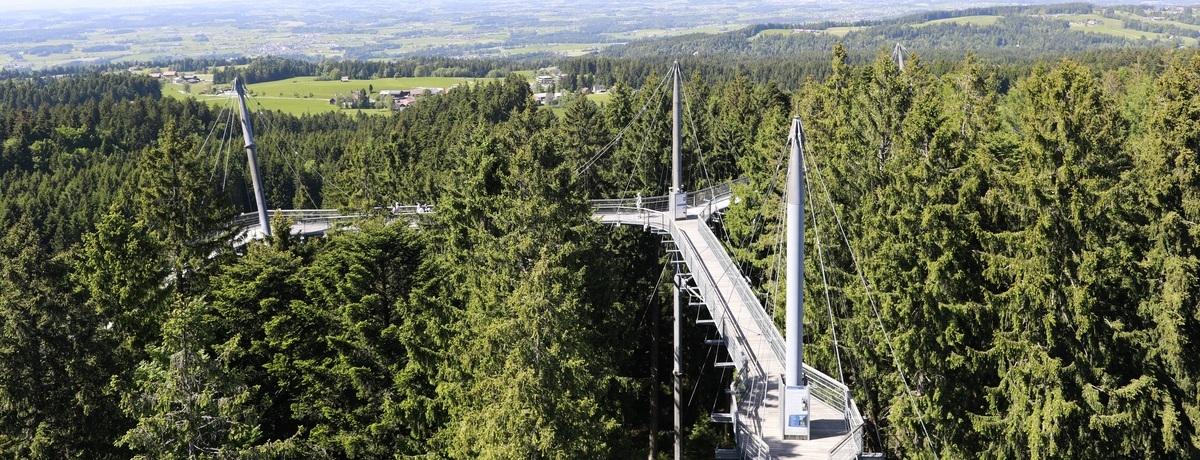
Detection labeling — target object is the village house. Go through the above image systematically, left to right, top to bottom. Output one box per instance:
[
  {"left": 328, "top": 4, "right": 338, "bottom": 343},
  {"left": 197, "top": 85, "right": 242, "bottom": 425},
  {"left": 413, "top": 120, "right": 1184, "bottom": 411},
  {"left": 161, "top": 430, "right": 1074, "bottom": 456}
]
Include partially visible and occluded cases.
[
  {"left": 378, "top": 90, "right": 411, "bottom": 98},
  {"left": 534, "top": 92, "right": 563, "bottom": 106},
  {"left": 393, "top": 95, "right": 417, "bottom": 111}
]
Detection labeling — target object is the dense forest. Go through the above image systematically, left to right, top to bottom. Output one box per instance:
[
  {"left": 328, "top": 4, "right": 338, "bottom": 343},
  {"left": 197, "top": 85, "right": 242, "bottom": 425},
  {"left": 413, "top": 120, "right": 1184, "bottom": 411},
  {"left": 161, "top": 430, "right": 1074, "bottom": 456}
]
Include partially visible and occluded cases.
[
  {"left": 592, "top": 2, "right": 1190, "bottom": 91},
  {"left": 4, "top": 40, "right": 1200, "bottom": 459}
]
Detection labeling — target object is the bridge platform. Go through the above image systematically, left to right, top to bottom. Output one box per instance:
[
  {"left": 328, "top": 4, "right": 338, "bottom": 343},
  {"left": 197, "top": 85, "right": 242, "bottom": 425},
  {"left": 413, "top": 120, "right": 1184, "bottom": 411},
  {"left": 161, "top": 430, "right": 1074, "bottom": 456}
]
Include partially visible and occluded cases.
[
  {"left": 231, "top": 183, "right": 864, "bottom": 459},
  {"left": 593, "top": 187, "right": 863, "bottom": 460}
]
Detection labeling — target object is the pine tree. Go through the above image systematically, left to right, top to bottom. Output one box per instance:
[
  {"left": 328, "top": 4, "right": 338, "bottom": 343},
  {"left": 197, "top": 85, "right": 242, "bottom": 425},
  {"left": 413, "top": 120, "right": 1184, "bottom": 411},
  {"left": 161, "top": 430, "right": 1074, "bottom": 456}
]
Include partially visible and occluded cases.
[
  {"left": 1125, "top": 54, "right": 1200, "bottom": 456},
  {"left": 977, "top": 59, "right": 1138, "bottom": 459},
  {"left": 134, "top": 119, "right": 235, "bottom": 297},
  {"left": 0, "top": 219, "right": 127, "bottom": 458},
  {"left": 118, "top": 297, "right": 267, "bottom": 459}
]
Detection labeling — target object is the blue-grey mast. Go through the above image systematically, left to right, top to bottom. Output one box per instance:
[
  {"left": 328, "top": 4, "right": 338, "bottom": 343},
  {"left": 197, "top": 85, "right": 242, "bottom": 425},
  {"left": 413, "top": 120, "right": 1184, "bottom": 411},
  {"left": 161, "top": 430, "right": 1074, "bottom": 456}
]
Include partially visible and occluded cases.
[
  {"left": 671, "top": 60, "right": 684, "bottom": 460},
  {"left": 669, "top": 61, "right": 685, "bottom": 219},
  {"left": 233, "top": 77, "right": 271, "bottom": 237},
  {"left": 783, "top": 116, "right": 811, "bottom": 440},
  {"left": 786, "top": 116, "right": 805, "bottom": 388},
  {"left": 673, "top": 274, "right": 683, "bottom": 460}
]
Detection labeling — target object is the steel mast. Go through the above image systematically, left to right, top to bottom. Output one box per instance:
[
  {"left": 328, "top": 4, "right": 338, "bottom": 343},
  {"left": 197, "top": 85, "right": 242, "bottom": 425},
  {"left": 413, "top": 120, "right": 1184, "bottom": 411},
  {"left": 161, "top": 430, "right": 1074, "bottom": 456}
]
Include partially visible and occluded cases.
[
  {"left": 669, "top": 61, "right": 685, "bottom": 219},
  {"left": 233, "top": 77, "right": 271, "bottom": 237},
  {"left": 783, "top": 116, "right": 811, "bottom": 440}
]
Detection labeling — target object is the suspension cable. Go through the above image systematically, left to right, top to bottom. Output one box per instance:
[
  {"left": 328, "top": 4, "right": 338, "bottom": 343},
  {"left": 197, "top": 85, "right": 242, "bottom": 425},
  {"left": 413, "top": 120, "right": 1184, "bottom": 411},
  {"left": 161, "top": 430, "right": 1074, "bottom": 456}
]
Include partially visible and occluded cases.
[
  {"left": 576, "top": 72, "right": 672, "bottom": 177},
  {"left": 681, "top": 75, "right": 714, "bottom": 192},
  {"left": 619, "top": 78, "right": 672, "bottom": 203},
  {"left": 200, "top": 94, "right": 234, "bottom": 182},
  {"left": 249, "top": 99, "right": 321, "bottom": 209},
  {"left": 220, "top": 104, "right": 236, "bottom": 190},
  {"left": 806, "top": 131, "right": 938, "bottom": 457},
  {"left": 747, "top": 136, "right": 791, "bottom": 315},
  {"left": 802, "top": 152, "right": 845, "bottom": 384},
  {"left": 688, "top": 336, "right": 716, "bottom": 408}
]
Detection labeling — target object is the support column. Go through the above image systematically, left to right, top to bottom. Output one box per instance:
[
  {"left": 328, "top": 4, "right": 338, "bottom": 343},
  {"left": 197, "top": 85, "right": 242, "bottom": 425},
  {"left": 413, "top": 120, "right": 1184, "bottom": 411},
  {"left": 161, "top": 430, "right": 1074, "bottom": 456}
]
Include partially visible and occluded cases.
[
  {"left": 669, "top": 61, "right": 685, "bottom": 219},
  {"left": 234, "top": 77, "right": 271, "bottom": 237},
  {"left": 783, "top": 117, "right": 811, "bottom": 440},
  {"left": 673, "top": 273, "right": 683, "bottom": 460},
  {"left": 649, "top": 277, "right": 659, "bottom": 460}
]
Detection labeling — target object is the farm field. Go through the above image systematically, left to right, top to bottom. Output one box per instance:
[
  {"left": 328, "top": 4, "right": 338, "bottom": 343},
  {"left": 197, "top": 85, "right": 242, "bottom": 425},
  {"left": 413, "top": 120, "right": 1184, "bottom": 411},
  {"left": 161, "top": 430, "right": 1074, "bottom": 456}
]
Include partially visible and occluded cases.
[
  {"left": 916, "top": 14, "right": 1002, "bottom": 27},
  {"left": 1058, "top": 14, "right": 1196, "bottom": 45},
  {"left": 603, "top": 25, "right": 739, "bottom": 41},
  {"left": 823, "top": 26, "right": 867, "bottom": 37},
  {"left": 163, "top": 76, "right": 508, "bottom": 116}
]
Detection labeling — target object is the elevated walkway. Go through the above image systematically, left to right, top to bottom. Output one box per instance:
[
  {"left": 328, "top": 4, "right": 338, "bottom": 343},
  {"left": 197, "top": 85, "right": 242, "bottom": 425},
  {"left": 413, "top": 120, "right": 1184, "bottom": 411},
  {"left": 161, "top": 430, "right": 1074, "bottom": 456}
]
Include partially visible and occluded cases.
[
  {"left": 229, "top": 182, "right": 865, "bottom": 459},
  {"left": 594, "top": 183, "right": 864, "bottom": 460},
  {"left": 231, "top": 206, "right": 432, "bottom": 244}
]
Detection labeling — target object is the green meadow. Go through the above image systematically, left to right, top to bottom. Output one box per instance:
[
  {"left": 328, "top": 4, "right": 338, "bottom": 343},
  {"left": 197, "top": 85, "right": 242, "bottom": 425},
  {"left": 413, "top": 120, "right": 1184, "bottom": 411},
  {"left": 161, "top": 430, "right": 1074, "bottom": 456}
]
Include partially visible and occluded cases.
[
  {"left": 1059, "top": 14, "right": 1196, "bottom": 45},
  {"left": 915, "top": 15, "right": 1002, "bottom": 27},
  {"left": 823, "top": 26, "right": 866, "bottom": 37},
  {"left": 165, "top": 76, "right": 509, "bottom": 116}
]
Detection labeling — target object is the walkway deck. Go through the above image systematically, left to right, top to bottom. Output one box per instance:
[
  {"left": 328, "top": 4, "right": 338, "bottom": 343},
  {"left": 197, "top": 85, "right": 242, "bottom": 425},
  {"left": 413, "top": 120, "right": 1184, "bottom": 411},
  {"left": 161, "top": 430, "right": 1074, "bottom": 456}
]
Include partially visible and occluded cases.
[
  {"left": 231, "top": 183, "right": 864, "bottom": 459},
  {"left": 594, "top": 188, "right": 863, "bottom": 460},
  {"left": 232, "top": 207, "right": 430, "bottom": 244},
  {"left": 676, "top": 217, "right": 856, "bottom": 459}
]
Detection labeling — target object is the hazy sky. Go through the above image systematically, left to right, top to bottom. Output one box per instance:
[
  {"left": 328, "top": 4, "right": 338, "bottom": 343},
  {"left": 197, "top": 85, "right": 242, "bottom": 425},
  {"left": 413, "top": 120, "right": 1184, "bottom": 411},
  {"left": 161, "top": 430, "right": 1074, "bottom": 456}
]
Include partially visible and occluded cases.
[
  {"left": 0, "top": 0, "right": 1154, "bottom": 15},
  {"left": 2, "top": 0, "right": 243, "bottom": 12}
]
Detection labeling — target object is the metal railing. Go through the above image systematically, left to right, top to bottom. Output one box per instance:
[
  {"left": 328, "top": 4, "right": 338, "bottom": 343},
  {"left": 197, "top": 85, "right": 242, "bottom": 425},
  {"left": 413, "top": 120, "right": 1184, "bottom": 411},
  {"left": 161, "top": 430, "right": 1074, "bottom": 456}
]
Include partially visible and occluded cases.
[
  {"left": 229, "top": 176, "right": 744, "bottom": 234},
  {"left": 591, "top": 178, "right": 745, "bottom": 216},
  {"left": 687, "top": 178, "right": 748, "bottom": 207},
  {"left": 591, "top": 195, "right": 670, "bottom": 214},
  {"left": 230, "top": 206, "right": 436, "bottom": 236},
  {"left": 231, "top": 209, "right": 344, "bottom": 229},
  {"left": 683, "top": 211, "right": 864, "bottom": 460},
  {"left": 669, "top": 219, "right": 781, "bottom": 460},
  {"left": 692, "top": 220, "right": 787, "bottom": 366},
  {"left": 670, "top": 224, "right": 744, "bottom": 375},
  {"left": 733, "top": 377, "right": 774, "bottom": 460},
  {"left": 829, "top": 398, "right": 866, "bottom": 460}
]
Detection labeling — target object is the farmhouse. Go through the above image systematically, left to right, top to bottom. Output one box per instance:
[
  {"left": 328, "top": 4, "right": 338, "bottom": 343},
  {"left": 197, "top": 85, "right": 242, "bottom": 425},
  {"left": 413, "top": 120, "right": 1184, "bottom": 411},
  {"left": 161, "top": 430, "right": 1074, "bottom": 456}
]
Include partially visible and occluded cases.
[{"left": 393, "top": 96, "right": 417, "bottom": 111}]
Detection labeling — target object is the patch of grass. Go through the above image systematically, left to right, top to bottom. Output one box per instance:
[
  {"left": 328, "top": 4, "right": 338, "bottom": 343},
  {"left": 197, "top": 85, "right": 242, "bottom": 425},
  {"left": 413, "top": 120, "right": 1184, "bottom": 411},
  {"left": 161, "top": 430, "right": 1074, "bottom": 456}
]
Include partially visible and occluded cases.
[
  {"left": 1111, "top": 10, "right": 1200, "bottom": 34},
  {"left": 1058, "top": 13, "right": 1192, "bottom": 44},
  {"left": 915, "top": 15, "right": 1002, "bottom": 27},
  {"left": 604, "top": 25, "right": 738, "bottom": 40},
  {"left": 824, "top": 26, "right": 866, "bottom": 37},
  {"left": 754, "top": 27, "right": 864, "bottom": 39},
  {"left": 754, "top": 28, "right": 794, "bottom": 37},
  {"left": 500, "top": 43, "right": 609, "bottom": 57},
  {"left": 172, "top": 75, "right": 510, "bottom": 116},
  {"left": 192, "top": 92, "right": 391, "bottom": 116},
  {"left": 587, "top": 92, "right": 612, "bottom": 105}
]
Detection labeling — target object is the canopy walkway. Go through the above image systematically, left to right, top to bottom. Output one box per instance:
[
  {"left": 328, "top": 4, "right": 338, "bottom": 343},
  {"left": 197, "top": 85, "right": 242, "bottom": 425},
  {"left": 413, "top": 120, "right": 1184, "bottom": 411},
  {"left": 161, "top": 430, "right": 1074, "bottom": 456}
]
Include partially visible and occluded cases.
[
  {"left": 221, "top": 66, "right": 868, "bottom": 460},
  {"left": 231, "top": 180, "right": 865, "bottom": 460},
  {"left": 596, "top": 184, "right": 865, "bottom": 460}
]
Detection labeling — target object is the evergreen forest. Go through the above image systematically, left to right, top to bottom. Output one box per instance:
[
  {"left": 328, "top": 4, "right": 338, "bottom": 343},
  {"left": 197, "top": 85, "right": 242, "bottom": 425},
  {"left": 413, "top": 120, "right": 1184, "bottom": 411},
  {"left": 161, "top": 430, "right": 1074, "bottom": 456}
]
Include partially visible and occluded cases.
[{"left": 3, "top": 41, "right": 1200, "bottom": 460}]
